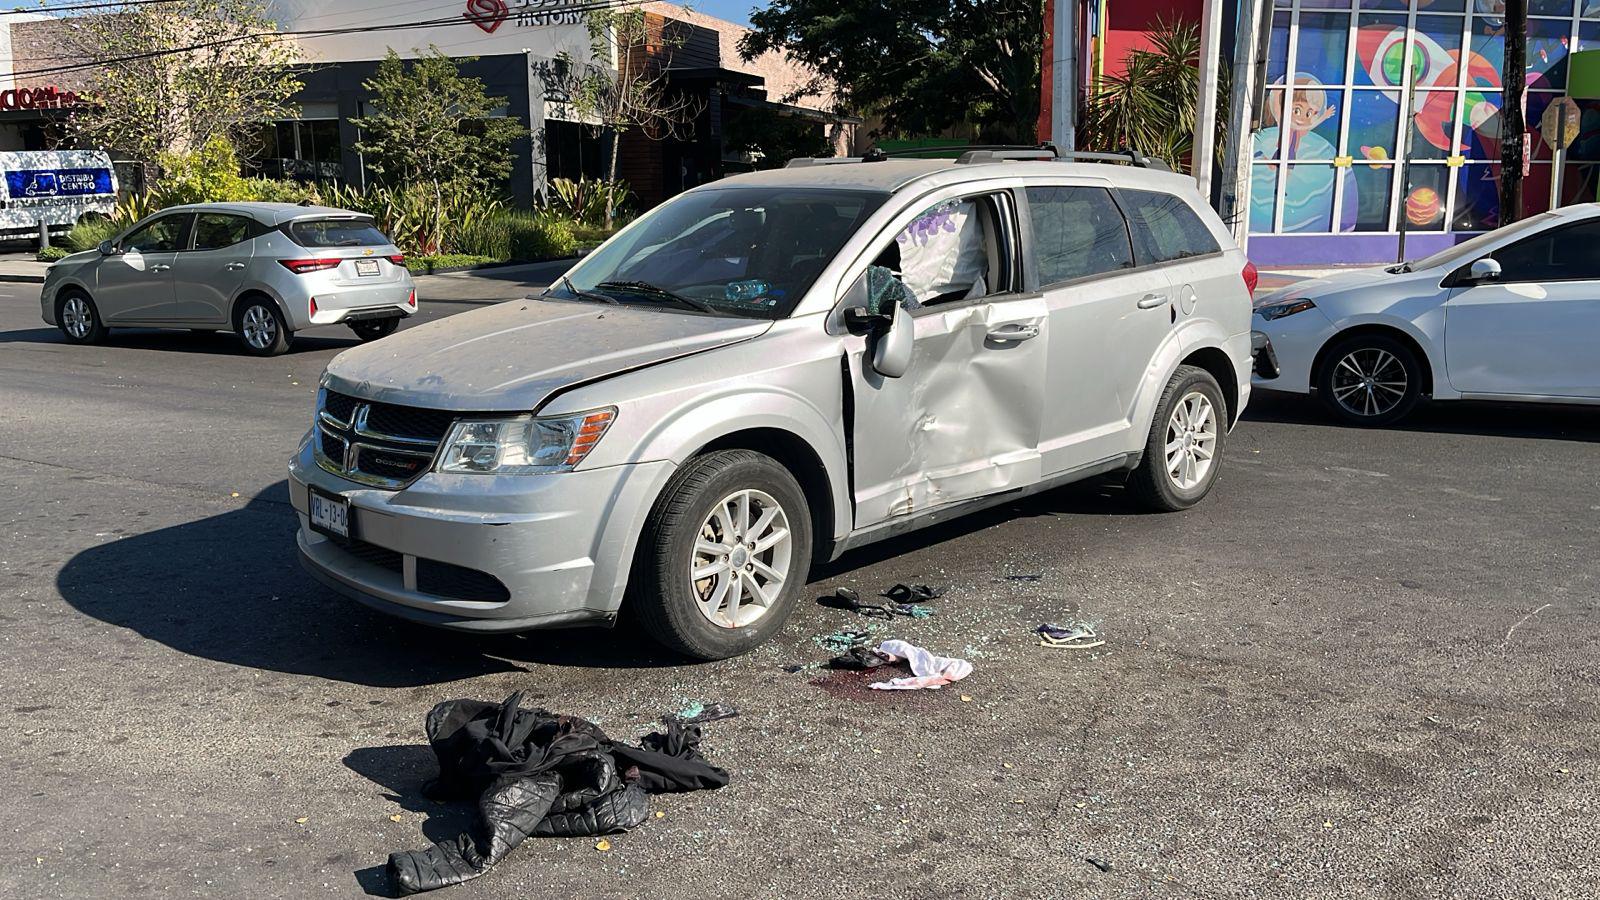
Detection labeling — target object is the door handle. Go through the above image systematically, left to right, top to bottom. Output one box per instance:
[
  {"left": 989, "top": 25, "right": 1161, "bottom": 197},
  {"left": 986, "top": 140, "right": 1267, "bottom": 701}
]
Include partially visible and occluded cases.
[
  {"left": 225, "top": 262, "right": 246, "bottom": 270},
  {"left": 150, "top": 263, "right": 171, "bottom": 272},
  {"left": 1136, "top": 293, "right": 1168, "bottom": 309},
  {"left": 986, "top": 323, "right": 1040, "bottom": 342}
]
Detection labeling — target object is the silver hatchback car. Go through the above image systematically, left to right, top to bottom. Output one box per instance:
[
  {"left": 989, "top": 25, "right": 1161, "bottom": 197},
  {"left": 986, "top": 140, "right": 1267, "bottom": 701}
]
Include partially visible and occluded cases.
[
  {"left": 289, "top": 150, "right": 1255, "bottom": 659},
  {"left": 41, "top": 202, "right": 417, "bottom": 355}
]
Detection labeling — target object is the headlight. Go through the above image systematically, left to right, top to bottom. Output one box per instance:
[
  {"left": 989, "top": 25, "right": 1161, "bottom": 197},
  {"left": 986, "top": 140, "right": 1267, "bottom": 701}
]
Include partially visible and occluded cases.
[
  {"left": 1255, "top": 298, "right": 1317, "bottom": 321},
  {"left": 437, "top": 408, "right": 616, "bottom": 475}
]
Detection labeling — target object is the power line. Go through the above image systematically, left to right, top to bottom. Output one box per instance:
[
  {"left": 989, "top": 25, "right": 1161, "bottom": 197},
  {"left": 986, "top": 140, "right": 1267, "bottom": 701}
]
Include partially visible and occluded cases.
[
  {"left": 7, "top": 0, "right": 183, "bottom": 14},
  {"left": 10, "top": 0, "right": 640, "bottom": 80}
]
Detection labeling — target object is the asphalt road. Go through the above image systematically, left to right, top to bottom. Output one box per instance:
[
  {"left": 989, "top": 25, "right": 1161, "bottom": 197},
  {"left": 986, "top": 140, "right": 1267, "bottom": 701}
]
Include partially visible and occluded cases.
[{"left": 3, "top": 276, "right": 1598, "bottom": 899}]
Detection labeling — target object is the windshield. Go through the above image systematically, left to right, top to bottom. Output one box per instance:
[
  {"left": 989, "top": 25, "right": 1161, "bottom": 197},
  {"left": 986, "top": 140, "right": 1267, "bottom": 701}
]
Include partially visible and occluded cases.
[
  {"left": 547, "top": 187, "right": 886, "bottom": 319},
  {"left": 1406, "top": 212, "right": 1559, "bottom": 271},
  {"left": 287, "top": 218, "right": 391, "bottom": 248}
]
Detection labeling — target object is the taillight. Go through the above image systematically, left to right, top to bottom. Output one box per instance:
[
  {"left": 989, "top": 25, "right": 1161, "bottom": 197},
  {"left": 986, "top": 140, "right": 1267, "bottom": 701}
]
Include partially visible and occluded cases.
[
  {"left": 387, "top": 254, "right": 405, "bottom": 266},
  {"left": 279, "top": 258, "right": 341, "bottom": 274},
  {"left": 1242, "top": 260, "right": 1259, "bottom": 295},
  {"left": 407, "top": 289, "right": 416, "bottom": 307}
]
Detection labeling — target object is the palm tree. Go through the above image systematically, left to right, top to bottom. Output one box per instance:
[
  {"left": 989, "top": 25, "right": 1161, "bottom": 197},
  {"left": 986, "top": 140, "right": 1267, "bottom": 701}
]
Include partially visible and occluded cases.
[{"left": 1078, "top": 17, "right": 1227, "bottom": 175}]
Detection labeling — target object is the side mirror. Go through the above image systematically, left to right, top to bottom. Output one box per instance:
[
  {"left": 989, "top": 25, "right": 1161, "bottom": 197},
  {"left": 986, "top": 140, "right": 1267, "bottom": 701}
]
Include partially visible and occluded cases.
[
  {"left": 97, "top": 240, "right": 119, "bottom": 256},
  {"left": 1468, "top": 257, "right": 1501, "bottom": 282},
  {"left": 871, "top": 303, "right": 913, "bottom": 378}
]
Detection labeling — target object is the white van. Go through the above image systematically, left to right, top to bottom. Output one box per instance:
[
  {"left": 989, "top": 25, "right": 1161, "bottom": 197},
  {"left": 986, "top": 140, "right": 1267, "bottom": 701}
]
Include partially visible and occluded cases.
[{"left": 0, "top": 150, "right": 118, "bottom": 237}]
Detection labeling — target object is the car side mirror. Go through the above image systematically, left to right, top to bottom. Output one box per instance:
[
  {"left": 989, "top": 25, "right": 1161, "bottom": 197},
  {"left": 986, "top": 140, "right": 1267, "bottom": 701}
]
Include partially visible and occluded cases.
[
  {"left": 97, "top": 240, "right": 120, "bottom": 256},
  {"left": 1468, "top": 257, "right": 1501, "bottom": 282},
  {"left": 871, "top": 303, "right": 914, "bottom": 378}
]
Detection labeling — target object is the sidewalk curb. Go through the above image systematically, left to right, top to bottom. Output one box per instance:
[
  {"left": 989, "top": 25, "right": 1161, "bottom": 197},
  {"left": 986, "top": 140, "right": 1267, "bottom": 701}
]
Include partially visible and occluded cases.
[{"left": 0, "top": 273, "right": 44, "bottom": 284}]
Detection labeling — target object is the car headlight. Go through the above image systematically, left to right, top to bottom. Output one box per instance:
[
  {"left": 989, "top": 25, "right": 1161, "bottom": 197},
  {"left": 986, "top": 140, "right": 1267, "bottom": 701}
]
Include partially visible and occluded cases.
[
  {"left": 1255, "top": 298, "right": 1317, "bottom": 321},
  {"left": 437, "top": 408, "right": 616, "bottom": 475}
]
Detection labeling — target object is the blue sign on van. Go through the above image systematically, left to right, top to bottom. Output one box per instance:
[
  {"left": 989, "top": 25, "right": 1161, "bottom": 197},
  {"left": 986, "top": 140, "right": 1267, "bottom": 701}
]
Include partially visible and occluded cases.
[{"left": 5, "top": 167, "right": 115, "bottom": 198}]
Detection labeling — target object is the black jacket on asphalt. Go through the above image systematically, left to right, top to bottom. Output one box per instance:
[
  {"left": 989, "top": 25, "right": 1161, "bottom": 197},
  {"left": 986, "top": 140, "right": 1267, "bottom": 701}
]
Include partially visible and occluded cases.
[{"left": 386, "top": 692, "right": 729, "bottom": 894}]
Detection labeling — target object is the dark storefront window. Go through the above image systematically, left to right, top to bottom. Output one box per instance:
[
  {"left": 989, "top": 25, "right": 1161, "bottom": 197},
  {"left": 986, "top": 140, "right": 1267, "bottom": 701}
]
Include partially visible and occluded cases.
[{"left": 250, "top": 119, "right": 343, "bottom": 183}]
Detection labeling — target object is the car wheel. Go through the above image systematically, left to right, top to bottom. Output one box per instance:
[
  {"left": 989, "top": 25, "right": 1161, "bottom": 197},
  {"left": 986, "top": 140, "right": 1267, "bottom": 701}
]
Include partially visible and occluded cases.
[
  {"left": 56, "top": 290, "right": 107, "bottom": 344},
  {"left": 234, "top": 298, "right": 291, "bottom": 356},
  {"left": 349, "top": 317, "right": 399, "bottom": 342},
  {"left": 1317, "top": 334, "right": 1422, "bottom": 427},
  {"left": 1128, "top": 365, "right": 1227, "bottom": 512},
  {"left": 631, "top": 449, "right": 813, "bottom": 660}
]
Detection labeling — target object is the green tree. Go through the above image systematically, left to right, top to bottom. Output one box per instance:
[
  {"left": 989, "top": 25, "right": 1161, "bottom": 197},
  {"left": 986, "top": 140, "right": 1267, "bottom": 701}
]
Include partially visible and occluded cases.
[
  {"left": 61, "top": 0, "right": 302, "bottom": 170},
  {"left": 740, "top": 0, "right": 1042, "bottom": 143},
  {"left": 1078, "top": 17, "right": 1227, "bottom": 175},
  {"left": 353, "top": 48, "right": 523, "bottom": 197},
  {"left": 723, "top": 107, "right": 831, "bottom": 169}
]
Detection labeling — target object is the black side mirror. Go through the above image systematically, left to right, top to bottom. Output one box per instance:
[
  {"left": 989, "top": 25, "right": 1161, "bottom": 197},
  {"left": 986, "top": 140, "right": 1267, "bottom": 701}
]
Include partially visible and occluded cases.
[{"left": 97, "top": 240, "right": 120, "bottom": 256}]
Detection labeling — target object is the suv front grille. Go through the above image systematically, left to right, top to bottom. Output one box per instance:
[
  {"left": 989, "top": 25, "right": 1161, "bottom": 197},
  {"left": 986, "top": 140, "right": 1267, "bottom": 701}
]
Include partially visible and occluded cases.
[{"left": 314, "top": 389, "right": 456, "bottom": 488}]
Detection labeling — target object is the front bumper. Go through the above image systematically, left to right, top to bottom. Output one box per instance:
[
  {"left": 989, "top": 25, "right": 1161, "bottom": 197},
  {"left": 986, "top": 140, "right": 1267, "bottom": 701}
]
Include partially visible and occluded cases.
[
  {"left": 1251, "top": 330, "right": 1280, "bottom": 379},
  {"left": 288, "top": 434, "right": 675, "bottom": 632}
]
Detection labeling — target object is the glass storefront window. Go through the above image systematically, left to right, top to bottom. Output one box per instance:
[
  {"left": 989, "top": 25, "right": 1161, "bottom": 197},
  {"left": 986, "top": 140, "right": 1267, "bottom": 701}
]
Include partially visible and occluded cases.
[{"left": 1251, "top": 0, "right": 1597, "bottom": 238}]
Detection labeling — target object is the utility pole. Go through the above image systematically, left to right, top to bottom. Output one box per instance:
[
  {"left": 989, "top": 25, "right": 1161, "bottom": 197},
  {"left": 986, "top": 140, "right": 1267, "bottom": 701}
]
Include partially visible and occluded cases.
[
  {"left": 1050, "top": 0, "right": 1077, "bottom": 152},
  {"left": 1193, "top": 0, "right": 1225, "bottom": 201},
  {"left": 1220, "top": 0, "right": 1266, "bottom": 246},
  {"left": 1500, "top": 0, "right": 1527, "bottom": 225}
]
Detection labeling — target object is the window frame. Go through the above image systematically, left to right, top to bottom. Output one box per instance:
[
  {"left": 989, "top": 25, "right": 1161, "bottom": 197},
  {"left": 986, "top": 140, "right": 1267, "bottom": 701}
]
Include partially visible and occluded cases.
[
  {"left": 1019, "top": 182, "right": 1139, "bottom": 290},
  {"left": 1114, "top": 187, "right": 1225, "bottom": 270},
  {"left": 119, "top": 212, "right": 194, "bottom": 255},
  {"left": 188, "top": 212, "right": 256, "bottom": 251},
  {"left": 1474, "top": 216, "right": 1600, "bottom": 285}
]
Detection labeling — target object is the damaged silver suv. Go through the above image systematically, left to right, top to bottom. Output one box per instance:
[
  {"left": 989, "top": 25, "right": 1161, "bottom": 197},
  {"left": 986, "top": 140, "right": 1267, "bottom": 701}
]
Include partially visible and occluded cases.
[{"left": 289, "top": 149, "right": 1255, "bottom": 659}]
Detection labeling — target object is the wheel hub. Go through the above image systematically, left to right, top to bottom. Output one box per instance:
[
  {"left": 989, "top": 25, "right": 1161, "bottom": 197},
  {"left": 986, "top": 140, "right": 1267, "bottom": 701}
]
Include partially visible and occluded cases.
[{"left": 690, "top": 489, "right": 792, "bottom": 629}]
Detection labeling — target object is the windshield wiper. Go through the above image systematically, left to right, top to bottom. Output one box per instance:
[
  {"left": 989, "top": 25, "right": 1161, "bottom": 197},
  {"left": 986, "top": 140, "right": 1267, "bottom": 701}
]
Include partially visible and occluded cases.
[
  {"left": 1386, "top": 261, "right": 1413, "bottom": 274},
  {"left": 549, "top": 275, "right": 618, "bottom": 305},
  {"left": 596, "top": 280, "right": 716, "bottom": 313}
]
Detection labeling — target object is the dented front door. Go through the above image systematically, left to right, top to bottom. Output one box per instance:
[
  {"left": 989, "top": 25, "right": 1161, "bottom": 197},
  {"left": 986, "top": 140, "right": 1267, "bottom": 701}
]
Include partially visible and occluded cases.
[{"left": 849, "top": 295, "right": 1049, "bottom": 526}]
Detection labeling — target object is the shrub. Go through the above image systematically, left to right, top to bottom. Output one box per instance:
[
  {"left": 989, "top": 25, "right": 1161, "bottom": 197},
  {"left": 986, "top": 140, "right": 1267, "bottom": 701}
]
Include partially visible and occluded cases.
[
  {"left": 154, "top": 135, "right": 253, "bottom": 205},
  {"left": 243, "top": 177, "right": 321, "bottom": 204},
  {"left": 549, "top": 177, "right": 631, "bottom": 226},
  {"left": 452, "top": 208, "right": 577, "bottom": 260},
  {"left": 66, "top": 216, "right": 121, "bottom": 252},
  {"left": 37, "top": 245, "right": 71, "bottom": 261},
  {"left": 405, "top": 253, "right": 498, "bottom": 274}
]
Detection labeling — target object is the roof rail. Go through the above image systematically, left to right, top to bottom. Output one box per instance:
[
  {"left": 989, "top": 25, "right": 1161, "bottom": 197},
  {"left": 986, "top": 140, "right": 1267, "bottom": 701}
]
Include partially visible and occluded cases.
[{"left": 951, "top": 144, "right": 1173, "bottom": 171}]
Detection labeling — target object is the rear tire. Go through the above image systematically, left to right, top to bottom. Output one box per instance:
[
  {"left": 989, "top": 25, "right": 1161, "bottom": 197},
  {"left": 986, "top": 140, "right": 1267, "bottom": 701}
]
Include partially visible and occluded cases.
[
  {"left": 56, "top": 290, "right": 107, "bottom": 344},
  {"left": 234, "top": 297, "right": 291, "bottom": 356},
  {"left": 349, "top": 317, "right": 400, "bottom": 342},
  {"left": 1316, "top": 333, "right": 1422, "bottom": 427},
  {"left": 1128, "top": 365, "right": 1227, "bottom": 512},
  {"left": 630, "top": 450, "right": 812, "bottom": 660}
]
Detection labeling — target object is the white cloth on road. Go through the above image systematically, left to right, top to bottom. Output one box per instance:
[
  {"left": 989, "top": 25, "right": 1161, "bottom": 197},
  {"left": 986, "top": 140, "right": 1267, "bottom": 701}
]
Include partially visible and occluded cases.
[{"left": 868, "top": 639, "right": 973, "bottom": 691}]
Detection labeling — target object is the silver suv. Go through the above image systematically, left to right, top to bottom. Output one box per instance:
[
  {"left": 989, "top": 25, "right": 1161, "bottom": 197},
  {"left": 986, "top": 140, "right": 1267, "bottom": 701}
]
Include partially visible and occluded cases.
[
  {"left": 289, "top": 150, "right": 1254, "bottom": 659},
  {"left": 41, "top": 202, "right": 416, "bottom": 356}
]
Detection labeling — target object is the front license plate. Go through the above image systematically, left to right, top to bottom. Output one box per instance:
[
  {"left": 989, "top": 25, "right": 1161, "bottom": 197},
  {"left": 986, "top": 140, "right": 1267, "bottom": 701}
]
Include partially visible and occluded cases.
[
  {"left": 355, "top": 258, "right": 380, "bottom": 277},
  {"left": 309, "top": 487, "right": 351, "bottom": 540}
]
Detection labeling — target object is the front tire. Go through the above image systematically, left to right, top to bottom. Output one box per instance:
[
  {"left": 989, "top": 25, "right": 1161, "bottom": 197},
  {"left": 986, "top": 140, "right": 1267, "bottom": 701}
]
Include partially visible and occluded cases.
[
  {"left": 56, "top": 291, "right": 107, "bottom": 344},
  {"left": 234, "top": 298, "right": 291, "bottom": 356},
  {"left": 349, "top": 317, "right": 400, "bottom": 342},
  {"left": 1317, "top": 334, "right": 1422, "bottom": 427},
  {"left": 1128, "top": 365, "right": 1227, "bottom": 512},
  {"left": 631, "top": 450, "right": 813, "bottom": 660}
]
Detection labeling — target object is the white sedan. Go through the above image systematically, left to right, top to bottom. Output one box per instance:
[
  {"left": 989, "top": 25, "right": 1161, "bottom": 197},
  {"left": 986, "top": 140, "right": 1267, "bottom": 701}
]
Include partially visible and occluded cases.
[{"left": 1250, "top": 204, "right": 1600, "bottom": 425}]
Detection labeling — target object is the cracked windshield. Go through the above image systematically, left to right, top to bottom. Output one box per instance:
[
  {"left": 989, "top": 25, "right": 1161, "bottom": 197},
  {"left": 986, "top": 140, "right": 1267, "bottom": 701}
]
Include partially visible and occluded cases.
[{"left": 547, "top": 187, "right": 885, "bottom": 319}]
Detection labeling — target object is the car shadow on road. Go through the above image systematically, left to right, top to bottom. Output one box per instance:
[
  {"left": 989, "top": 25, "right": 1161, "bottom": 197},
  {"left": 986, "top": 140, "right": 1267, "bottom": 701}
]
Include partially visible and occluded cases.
[
  {"left": 0, "top": 325, "right": 359, "bottom": 355},
  {"left": 1246, "top": 389, "right": 1600, "bottom": 443},
  {"left": 54, "top": 484, "right": 686, "bottom": 686}
]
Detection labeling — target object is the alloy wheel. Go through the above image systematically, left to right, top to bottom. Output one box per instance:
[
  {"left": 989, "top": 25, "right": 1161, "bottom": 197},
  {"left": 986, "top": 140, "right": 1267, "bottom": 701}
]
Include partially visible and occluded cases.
[
  {"left": 62, "top": 296, "right": 92, "bottom": 339},
  {"left": 242, "top": 304, "right": 277, "bottom": 350},
  {"left": 1330, "top": 347, "right": 1408, "bottom": 418},
  {"left": 1164, "top": 390, "right": 1218, "bottom": 491},
  {"left": 689, "top": 489, "right": 792, "bottom": 628}
]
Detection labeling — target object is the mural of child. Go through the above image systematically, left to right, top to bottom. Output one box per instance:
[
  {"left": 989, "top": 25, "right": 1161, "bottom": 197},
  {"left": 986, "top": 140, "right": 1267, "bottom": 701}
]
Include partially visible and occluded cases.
[{"left": 1250, "top": 75, "right": 1358, "bottom": 233}]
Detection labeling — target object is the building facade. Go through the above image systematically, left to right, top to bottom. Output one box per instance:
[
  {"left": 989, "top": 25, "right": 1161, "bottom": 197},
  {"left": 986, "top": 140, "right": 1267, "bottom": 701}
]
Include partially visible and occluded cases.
[
  {"left": 0, "top": 0, "right": 853, "bottom": 210},
  {"left": 1250, "top": 0, "right": 1600, "bottom": 265}
]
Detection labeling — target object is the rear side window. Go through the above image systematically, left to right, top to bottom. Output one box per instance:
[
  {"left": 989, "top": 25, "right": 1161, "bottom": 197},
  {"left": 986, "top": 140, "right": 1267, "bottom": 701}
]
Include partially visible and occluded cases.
[
  {"left": 1025, "top": 185, "right": 1133, "bottom": 285},
  {"left": 1120, "top": 189, "right": 1220, "bottom": 264},
  {"left": 192, "top": 213, "right": 252, "bottom": 250},
  {"left": 287, "top": 218, "right": 390, "bottom": 248}
]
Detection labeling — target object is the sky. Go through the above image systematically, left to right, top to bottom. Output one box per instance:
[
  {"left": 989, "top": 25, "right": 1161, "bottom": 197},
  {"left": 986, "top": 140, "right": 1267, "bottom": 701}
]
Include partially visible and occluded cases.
[{"left": 0, "top": 0, "right": 764, "bottom": 26}]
